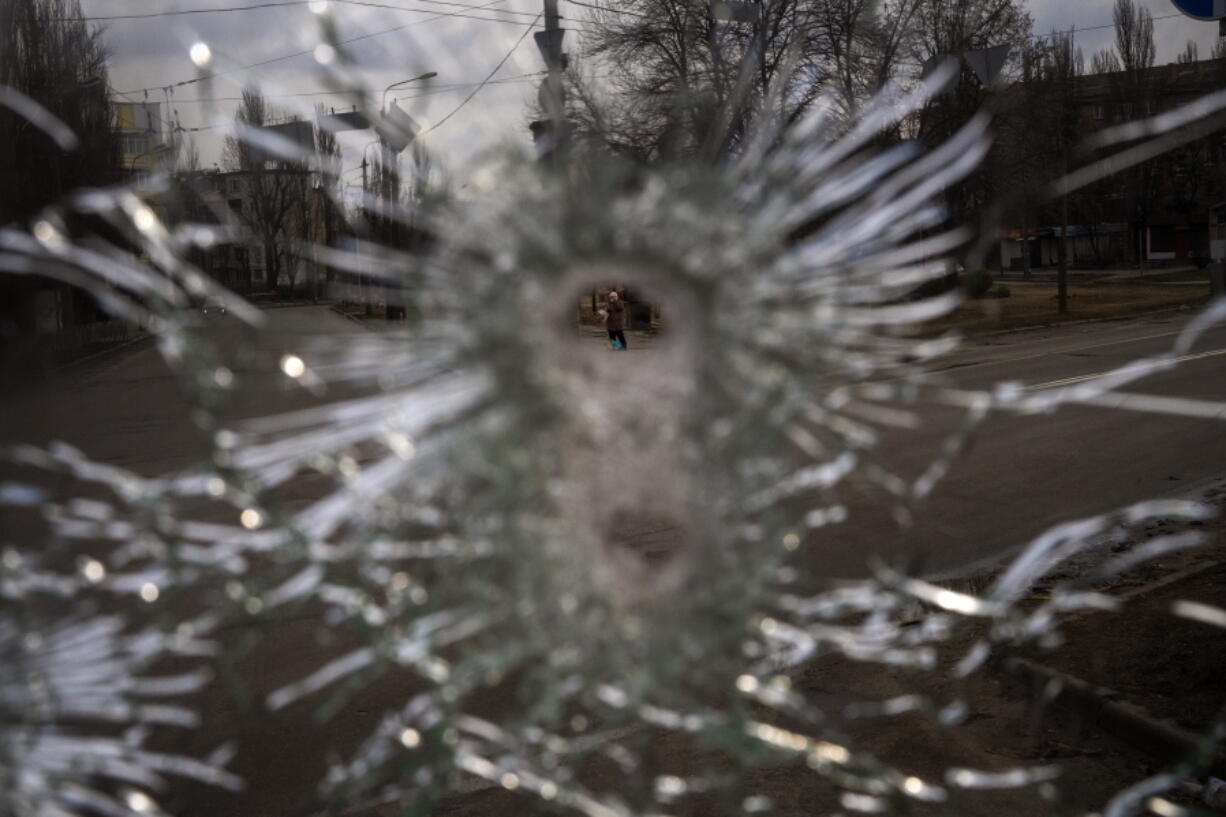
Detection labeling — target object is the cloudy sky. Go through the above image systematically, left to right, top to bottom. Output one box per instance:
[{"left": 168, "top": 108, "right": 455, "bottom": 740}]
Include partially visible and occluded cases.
[
  {"left": 86, "top": 0, "right": 1226, "bottom": 185},
  {"left": 88, "top": 0, "right": 561, "bottom": 190},
  {"left": 1030, "top": 0, "right": 1220, "bottom": 62}
]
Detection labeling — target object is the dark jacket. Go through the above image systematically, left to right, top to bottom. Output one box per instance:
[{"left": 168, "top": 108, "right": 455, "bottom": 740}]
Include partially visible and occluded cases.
[{"left": 606, "top": 298, "right": 626, "bottom": 331}]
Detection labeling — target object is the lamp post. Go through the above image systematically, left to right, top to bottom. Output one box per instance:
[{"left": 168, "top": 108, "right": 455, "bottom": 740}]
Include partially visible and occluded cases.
[
  {"left": 377, "top": 71, "right": 434, "bottom": 320},
  {"left": 377, "top": 71, "right": 436, "bottom": 216},
  {"left": 381, "top": 71, "right": 437, "bottom": 112},
  {"left": 127, "top": 142, "right": 172, "bottom": 184}
]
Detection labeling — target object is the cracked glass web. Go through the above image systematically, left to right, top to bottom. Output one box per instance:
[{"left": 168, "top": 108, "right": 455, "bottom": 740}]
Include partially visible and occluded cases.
[{"left": 4, "top": 5, "right": 1226, "bottom": 817}]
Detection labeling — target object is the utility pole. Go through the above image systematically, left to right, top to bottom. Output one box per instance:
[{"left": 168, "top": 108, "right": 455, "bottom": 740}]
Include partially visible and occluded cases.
[
  {"left": 530, "top": 0, "right": 569, "bottom": 161},
  {"left": 708, "top": 1, "right": 762, "bottom": 158},
  {"left": 380, "top": 134, "right": 401, "bottom": 320},
  {"left": 360, "top": 154, "right": 370, "bottom": 314},
  {"left": 1058, "top": 183, "right": 1069, "bottom": 313}
]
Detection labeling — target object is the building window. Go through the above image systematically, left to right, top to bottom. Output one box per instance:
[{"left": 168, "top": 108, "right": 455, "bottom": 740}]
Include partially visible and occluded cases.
[
  {"left": 1095, "top": 104, "right": 1106, "bottom": 121},
  {"left": 123, "top": 133, "right": 149, "bottom": 155},
  {"left": 227, "top": 177, "right": 242, "bottom": 196},
  {"left": 228, "top": 198, "right": 242, "bottom": 214}
]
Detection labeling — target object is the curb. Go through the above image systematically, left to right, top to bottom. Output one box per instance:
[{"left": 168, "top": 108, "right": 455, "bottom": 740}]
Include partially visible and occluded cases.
[
  {"left": 257, "top": 300, "right": 330, "bottom": 310},
  {"left": 44, "top": 301, "right": 331, "bottom": 377},
  {"left": 954, "top": 302, "right": 1205, "bottom": 341},
  {"left": 329, "top": 304, "right": 371, "bottom": 328},
  {"left": 52, "top": 331, "right": 154, "bottom": 374},
  {"left": 925, "top": 474, "right": 1226, "bottom": 594},
  {"left": 1004, "top": 656, "right": 1226, "bottom": 779}
]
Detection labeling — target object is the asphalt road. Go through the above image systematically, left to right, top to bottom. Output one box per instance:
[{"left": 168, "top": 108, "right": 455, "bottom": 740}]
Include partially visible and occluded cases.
[
  {"left": 4, "top": 303, "right": 1226, "bottom": 579},
  {"left": 3, "top": 304, "right": 1226, "bottom": 816},
  {"left": 834, "top": 311, "right": 1226, "bottom": 580}
]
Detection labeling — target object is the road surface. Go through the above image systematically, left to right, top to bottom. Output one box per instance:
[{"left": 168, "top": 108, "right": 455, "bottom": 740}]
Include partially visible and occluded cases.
[
  {"left": 3, "top": 304, "right": 1226, "bottom": 815},
  {"left": 4, "top": 304, "right": 1225, "bottom": 575}
]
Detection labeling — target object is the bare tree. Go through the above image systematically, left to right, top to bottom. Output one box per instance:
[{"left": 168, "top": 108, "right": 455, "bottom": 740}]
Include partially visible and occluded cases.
[
  {"left": 0, "top": 0, "right": 118, "bottom": 333},
  {"left": 0, "top": 0, "right": 116, "bottom": 226},
  {"left": 567, "top": 0, "right": 832, "bottom": 161},
  {"left": 821, "top": 0, "right": 924, "bottom": 124},
  {"left": 910, "top": 0, "right": 1033, "bottom": 229},
  {"left": 910, "top": 0, "right": 1031, "bottom": 65},
  {"left": 1111, "top": 0, "right": 1156, "bottom": 267},
  {"left": 1114, "top": 0, "right": 1155, "bottom": 75},
  {"left": 997, "top": 30, "right": 1082, "bottom": 286},
  {"left": 1035, "top": 30, "right": 1083, "bottom": 313},
  {"left": 1214, "top": 38, "right": 1226, "bottom": 59},
  {"left": 1177, "top": 39, "right": 1199, "bottom": 65},
  {"left": 1090, "top": 47, "right": 1122, "bottom": 74},
  {"left": 222, "top": 89, "right": 301, "bottom": 292},
  {"left": 310, "top": 106, "right": 342, "bottom": 301},
  {"left": 178, "top": 134, "right": 201, "bottom": 173},
  {"left": 407, "top": 140, "right": 438, "bottom": 208},
  {"left": 283, "top": 150, "right": 312, "bottom": 296}
]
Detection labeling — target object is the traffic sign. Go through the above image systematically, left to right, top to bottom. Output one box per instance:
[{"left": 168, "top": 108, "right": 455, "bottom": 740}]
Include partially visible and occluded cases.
[
  {"left": 1170, "top": 0, "right": 1226, "bottom": 21},
  {"left": 379, "top": 101, "right": 420, "bottom": 154}
]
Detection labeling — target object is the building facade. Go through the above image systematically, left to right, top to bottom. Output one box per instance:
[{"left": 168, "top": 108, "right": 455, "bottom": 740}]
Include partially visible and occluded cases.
[
  {"left": 1000, "top": 57, "right": 1226, "bottom": 270},
  {"left": 115, "top": 101, "right": 168, "bottom": 179},
  {"left": 173, "top": 169, "right": 337, "bottom": 295}
]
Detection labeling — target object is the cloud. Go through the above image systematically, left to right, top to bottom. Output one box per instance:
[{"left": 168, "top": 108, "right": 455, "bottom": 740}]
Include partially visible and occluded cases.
[
  {"left": 89, "top": 0, "right": 547, "bottom": 173},
  {"left": 92, "top": 0, "right": 1226, "bottom": 175},
  {"left": 1029, "top": 0, "right": 1223, "bottom": 63}
]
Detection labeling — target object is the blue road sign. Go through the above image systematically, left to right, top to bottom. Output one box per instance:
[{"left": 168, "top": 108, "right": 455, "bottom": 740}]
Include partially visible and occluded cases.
[{"left": 1170, "top": 0, "right": 1226, "bottom": 20}]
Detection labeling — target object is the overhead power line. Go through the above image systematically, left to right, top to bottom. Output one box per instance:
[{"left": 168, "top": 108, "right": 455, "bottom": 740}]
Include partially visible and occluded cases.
[
  {"left": 60, "top": 0, "right": 542, "bottom": 23},
  {"left": 115, "top": 0, "right": 521, "bottom": 95},
  {"left": 562, "top": 0, "right": 646, "bottom": 18},
  {"left": 558, "top": 1, "right": 1188, "bottom": 40},
  {"left": 110, "top": 2, "right": 1183, "bottom": 102},
  {"left": 421, "top": 10, "right": 540, "bottom": 135},
  {"left": 1032, "top": 12, "right": 1183, "bottom": 41},
  {"left": 133, "top": 72, "right": 546, "bottom": 104},
  {"left": 112, "top": 88, "right": 220, "bottom": 132}
]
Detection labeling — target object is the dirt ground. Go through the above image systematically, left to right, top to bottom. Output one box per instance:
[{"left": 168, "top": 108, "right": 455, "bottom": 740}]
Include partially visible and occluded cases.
[
  {"left": 1126, "top": 270, "right": 1215, "bottom": 284},
  {"left": 39, "top": 304, "right": 1222, "bottom": 817},
  {"left": 784, "top": 478, "right": 1226, "bottom": 817},
  {"left": 382, "top": 479, "right": 1226, "bottom": 817}
]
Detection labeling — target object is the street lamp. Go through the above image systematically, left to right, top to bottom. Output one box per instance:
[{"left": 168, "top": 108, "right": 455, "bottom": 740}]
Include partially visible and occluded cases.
[
  {"left": 368, "top": 71, "right": 434, "bottom": 320},
  {"left": 375, "top": 71, "right": 435, "bottom": 210},
  {"left": 381, "top": 71, "right": 438, "bottom": 112},
  {"left": 128, "top": 142, "right": 172, "bottom": 178}
]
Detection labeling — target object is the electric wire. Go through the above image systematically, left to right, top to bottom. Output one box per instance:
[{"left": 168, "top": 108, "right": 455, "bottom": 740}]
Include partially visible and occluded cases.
[
  {"left": 61, "top": 0, "right": 540, "bottom": 23},
  {"left": 114, "top": 0, "right": 518, "bottom": 95},
  {"left": 421, "top": 10, "right": 540, "bottom": 135},
  {"left": 130, "top": 72, "right": 544, "bottom": 104}
]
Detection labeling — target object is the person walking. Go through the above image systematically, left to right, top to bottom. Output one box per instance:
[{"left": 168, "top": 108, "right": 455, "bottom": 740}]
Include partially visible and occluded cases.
[{"left": 605, "top": 290, "right": 628, "bottom": 350}]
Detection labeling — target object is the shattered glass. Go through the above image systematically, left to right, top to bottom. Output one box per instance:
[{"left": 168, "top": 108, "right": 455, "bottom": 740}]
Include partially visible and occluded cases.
[{"left": 4, "top": 5, "right": 1226, "bottom": 817}]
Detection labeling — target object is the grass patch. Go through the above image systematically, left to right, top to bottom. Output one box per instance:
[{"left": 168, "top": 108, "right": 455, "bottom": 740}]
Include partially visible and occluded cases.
[
  {"left": 914, "top": 283, "right": 1210, "bottom": 335},
  {"left": 336, "top": 302, "right": 387, "bottom": 319}
]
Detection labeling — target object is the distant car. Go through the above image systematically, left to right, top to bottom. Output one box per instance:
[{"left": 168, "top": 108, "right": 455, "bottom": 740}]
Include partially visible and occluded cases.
[{"left": 202, "top": 297, "right": 226, "bottom": 315}]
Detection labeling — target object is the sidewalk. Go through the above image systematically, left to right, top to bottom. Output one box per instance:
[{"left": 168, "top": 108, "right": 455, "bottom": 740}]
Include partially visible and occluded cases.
[{"left": 577, "top": 324, "right": 660, "bottom": 350}]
